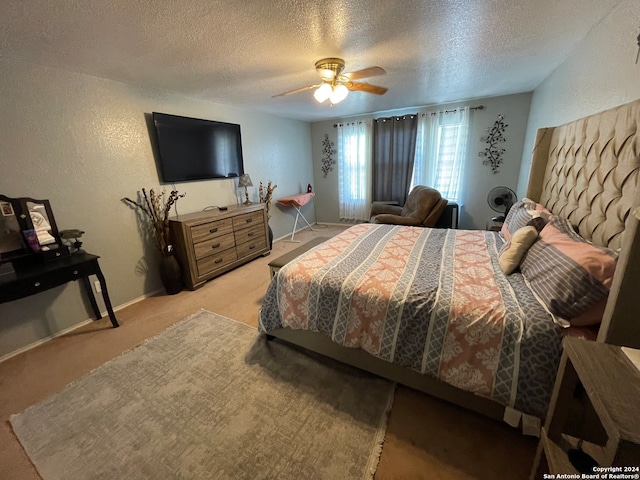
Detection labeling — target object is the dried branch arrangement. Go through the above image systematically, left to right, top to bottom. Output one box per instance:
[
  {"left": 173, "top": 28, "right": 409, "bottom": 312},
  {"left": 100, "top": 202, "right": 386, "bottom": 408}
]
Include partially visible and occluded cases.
[
  {"left": 259, "top": 181, "right": 277, "bottom": 219},
  {"left": 122, "top": 188, "right": 185, "bottom": 256}
]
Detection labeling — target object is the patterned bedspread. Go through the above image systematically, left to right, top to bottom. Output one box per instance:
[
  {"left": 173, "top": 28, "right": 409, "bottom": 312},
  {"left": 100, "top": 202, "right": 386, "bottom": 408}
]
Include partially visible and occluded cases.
[{"left": 259, "top": 224, "right": 562, "bottom": 418}]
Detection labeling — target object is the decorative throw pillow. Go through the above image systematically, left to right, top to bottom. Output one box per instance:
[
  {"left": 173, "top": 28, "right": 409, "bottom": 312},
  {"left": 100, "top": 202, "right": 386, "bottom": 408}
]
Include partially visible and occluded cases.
[
  {"left": 500, "top": 199, "right": 551, "bottom": 242},
  {"left": 520, "top": 215, "right": 617, "bottom": 321},
  {"left": 526, "top": 216, "right": 547, "bottom": 233},
  {"left": 498, "top": 226, "right": 539, "bottom": 275}
]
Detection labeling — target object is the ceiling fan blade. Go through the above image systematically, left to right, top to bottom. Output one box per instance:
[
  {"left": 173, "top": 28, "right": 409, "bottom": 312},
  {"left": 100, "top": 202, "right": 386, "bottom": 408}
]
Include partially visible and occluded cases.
[
  {"left": 345, "top": 66, "right": 386, "bottom": 81},
  {"left": 346, "top": 81, "right": 388, "bottom": 95},
  {"left": 272, "top": 85, "right": 319, "bottom": 98}
]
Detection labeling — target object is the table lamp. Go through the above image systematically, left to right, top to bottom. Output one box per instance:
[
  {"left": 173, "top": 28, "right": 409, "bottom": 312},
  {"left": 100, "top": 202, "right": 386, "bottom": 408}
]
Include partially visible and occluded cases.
[{"left": 238, "top": 174, "right": 253, "bottom": 205}]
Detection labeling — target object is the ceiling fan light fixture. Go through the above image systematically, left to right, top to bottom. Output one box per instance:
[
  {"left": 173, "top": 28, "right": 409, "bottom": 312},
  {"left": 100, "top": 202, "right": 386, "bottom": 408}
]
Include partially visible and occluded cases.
[
  {"left": 272, "top": 57, "right": 386, "bottom": 104},
  {"left": 314, "top": 82, "right": 332, "bottom": 103},
  {"left": 329, "top": 83, "right": 349, "bottom": 104}
]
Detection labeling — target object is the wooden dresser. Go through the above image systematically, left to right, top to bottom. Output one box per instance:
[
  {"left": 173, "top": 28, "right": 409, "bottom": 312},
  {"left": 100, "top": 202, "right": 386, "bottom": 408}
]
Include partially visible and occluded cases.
[{"left": 169, "top": 204, "right": 269, "bottom": 290}]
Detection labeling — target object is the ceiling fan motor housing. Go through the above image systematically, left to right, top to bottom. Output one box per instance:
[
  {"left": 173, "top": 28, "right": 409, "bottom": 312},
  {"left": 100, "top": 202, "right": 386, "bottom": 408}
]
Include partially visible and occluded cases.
[{"left": 315, "top": 58, "right": 346, "bottom": 80}]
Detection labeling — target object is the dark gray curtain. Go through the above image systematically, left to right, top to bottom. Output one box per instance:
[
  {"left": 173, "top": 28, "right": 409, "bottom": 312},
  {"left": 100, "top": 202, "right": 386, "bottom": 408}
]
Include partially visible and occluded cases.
[{"left": 372, "top": 115, "right": 418, "bottom": 205}]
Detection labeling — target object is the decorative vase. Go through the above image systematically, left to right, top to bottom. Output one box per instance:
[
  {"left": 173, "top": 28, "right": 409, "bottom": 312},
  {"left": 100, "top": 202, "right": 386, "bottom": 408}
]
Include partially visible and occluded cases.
[{"left": 159, "top": 253, "right": 183, "bottom": 295}]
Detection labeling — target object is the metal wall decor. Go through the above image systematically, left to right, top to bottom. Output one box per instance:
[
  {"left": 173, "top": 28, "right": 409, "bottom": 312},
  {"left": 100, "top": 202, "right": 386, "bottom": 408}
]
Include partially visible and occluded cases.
[
  {"left": 479, "top": 114, "right": 508, "bottom": 174},
  {"left": 321, "top": 133, "right": 336, "bottom": 178}
]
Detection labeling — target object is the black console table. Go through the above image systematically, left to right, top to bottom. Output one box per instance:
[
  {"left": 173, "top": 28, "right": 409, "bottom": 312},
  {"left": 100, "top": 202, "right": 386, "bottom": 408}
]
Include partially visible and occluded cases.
[{"left": 0, "top": 252, "right": 119, "bottom": 328}]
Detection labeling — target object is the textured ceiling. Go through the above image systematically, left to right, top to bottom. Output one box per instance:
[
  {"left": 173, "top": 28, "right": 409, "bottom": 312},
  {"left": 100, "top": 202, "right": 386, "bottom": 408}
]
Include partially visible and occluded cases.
[{"left": 0, "top": 0, "right": 622, "bottom": 122}]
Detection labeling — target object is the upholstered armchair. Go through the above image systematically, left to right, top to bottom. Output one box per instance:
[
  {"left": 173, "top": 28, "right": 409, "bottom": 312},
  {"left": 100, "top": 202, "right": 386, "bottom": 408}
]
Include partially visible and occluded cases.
[{"left": 369, "top": 186, "right": 448, "bottom": 227}]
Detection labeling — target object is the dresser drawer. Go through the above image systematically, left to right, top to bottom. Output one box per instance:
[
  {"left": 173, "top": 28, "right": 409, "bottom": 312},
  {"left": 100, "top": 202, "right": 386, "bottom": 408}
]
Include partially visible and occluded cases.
[
  {"left": 232, "top": 211, "right": 263, "bottom": 230},
  {"left": 190, "top": 218, "right": 234, "bottom": 244},
  {"left": 234, "top": 223, "right": 265, "bottom": 245},
  {"left": 193, "top": 232, "right": 235, "bottom": 260},
  {"left": 236, "top": 237, "right": 267, "bottom": 259},
  {"left": 197, "top": 249, "right": 238, "bottom": 277},
  {"left": 1, "top": 259, "right": 95, "bottom": 301}
]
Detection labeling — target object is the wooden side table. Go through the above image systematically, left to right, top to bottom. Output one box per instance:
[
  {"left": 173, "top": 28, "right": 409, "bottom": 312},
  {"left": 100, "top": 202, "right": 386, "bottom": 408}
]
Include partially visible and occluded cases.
[{"left": 530, "top": 337, "right": 640, "bottom": 478}]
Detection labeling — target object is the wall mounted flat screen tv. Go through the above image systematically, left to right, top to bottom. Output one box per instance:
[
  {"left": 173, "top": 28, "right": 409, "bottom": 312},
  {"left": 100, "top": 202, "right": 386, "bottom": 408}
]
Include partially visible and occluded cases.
[{"left": 152, "top": 112, "right": 245, "bottom": 183}]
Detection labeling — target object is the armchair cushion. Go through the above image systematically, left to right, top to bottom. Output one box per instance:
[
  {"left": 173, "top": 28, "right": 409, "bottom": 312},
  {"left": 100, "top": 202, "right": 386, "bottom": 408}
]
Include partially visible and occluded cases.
[
  {"left": 370, "top": 186, "right": 448, "bottom": 227},
  {"left": 369, "top": 202, "right": 403, "bottom": 216}
]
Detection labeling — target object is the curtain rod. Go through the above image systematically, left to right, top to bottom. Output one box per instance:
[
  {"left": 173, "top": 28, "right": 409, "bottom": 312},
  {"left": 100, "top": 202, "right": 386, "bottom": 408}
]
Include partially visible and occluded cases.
[
  {"left": 420, "top": 104, "right": 485, "bottom": 116},
  {"left": 333, "top": 105, "right": 485, "bottom": 127}
]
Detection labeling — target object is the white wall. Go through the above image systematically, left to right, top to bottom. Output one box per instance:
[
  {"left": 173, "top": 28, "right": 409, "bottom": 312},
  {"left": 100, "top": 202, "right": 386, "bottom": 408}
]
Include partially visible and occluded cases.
[
  {"left": 517, "top": 0, "right": 640, "bottom": 196},
  {"left": 0, "top": 57, "right": 314, "bottom": 358},
  {"left": 310, "top": 93, "right": 532, "bottom": 229}
]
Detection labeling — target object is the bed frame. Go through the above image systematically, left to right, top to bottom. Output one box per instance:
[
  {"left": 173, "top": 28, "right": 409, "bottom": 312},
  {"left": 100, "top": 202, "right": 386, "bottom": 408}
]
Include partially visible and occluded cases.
[{"left": 267, "top": 98, "right": 640, "bottom": 421}]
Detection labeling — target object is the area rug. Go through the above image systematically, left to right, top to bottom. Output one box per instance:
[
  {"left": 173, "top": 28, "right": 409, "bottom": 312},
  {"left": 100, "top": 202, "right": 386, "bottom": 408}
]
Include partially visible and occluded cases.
[{"left": 10, "top": 310, "right": 395, "bottom": 480}]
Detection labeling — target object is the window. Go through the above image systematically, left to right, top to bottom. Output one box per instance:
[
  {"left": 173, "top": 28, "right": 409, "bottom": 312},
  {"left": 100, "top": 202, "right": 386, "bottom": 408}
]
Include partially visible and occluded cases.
[
  {"left": 336, "top": 108, "right": 470, "bottom": 221},
  {"left": 411, "top": 109, "right": 470, "bottom": 204},
  {"left": 337, "top": 121, "right": 372, "bottom": 222}
]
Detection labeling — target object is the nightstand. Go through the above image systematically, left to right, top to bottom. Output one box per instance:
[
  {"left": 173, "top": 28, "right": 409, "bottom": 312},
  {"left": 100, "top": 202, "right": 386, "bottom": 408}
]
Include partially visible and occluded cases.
[
  {"left": 486, "top": 219, "right": 503, "bottom": 232},
  {"left": 530, "top": 337, "right": 640, "bottom": 478}
]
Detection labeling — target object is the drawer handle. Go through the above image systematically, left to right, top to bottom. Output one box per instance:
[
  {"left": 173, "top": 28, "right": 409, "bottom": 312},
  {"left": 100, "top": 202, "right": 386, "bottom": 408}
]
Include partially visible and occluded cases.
[
  {"left": 245, "top": 218, "right": 253, "bottom": 223},
  {"left": 209, "top": 227, "right": 218, "bottom": 233},
  {"left": 247, "top": 232, "right": 255, "bottom": 237},
  {"left": 211, "top": 243, "right": 221, "bottom": 249},
  {"left": 249, "top": 244, "right": 256, "bottom": 250},
  {"left": 214, "top": 258, "right": 223, "bottom": 264},
  {"left": 34, "top": 281, "right": 41, "bottom": 287}
]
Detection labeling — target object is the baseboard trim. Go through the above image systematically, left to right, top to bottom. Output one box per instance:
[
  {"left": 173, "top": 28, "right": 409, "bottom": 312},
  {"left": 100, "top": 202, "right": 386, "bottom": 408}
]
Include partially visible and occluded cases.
[{"left": 0, "top": 287, "right": 164, "bottom": 364}]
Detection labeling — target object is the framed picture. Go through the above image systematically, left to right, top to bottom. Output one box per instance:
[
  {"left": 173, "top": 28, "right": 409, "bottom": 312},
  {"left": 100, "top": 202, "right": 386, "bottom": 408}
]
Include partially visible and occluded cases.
[{"left": 1, "top": 201, "right": 14, "bottom": 217}]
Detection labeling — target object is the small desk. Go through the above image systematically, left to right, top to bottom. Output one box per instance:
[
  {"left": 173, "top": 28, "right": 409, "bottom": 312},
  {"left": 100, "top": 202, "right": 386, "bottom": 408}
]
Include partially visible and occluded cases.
[
  {"left": 277, "top": 192, "right": 316, "bottom": 242},
  {"left": 0, "top": 252, "right": 119, "bottom": 328}
]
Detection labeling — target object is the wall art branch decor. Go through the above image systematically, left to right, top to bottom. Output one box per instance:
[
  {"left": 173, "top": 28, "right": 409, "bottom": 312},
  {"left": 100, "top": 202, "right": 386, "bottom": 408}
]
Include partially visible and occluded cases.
[
  {"left": 479, "top": 114, "right": 508, "bottom": 174},
  {"left": 321, "top": 133, "right": 336, "bottom": 178}
]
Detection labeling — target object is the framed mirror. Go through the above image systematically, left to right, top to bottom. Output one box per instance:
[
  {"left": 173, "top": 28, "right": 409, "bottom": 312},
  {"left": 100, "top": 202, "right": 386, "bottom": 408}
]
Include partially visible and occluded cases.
[
  {"left": 0, "top": 195, "right": 67, "bottom": 263},
  {"left": 0, "top": 196, "right": 28, "bottom": 262}
]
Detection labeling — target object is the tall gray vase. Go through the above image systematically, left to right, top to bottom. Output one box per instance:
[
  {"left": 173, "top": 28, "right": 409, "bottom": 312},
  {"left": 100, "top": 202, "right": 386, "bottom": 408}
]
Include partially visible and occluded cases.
[{"left": 159, "top": 253, "right": 183, "bottom": 295}]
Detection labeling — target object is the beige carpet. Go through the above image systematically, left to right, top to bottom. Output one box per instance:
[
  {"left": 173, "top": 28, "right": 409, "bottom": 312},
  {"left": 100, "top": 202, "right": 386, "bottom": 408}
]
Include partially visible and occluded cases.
[{"left": 10, "top": 310, "right": 395, "bottom": 480}]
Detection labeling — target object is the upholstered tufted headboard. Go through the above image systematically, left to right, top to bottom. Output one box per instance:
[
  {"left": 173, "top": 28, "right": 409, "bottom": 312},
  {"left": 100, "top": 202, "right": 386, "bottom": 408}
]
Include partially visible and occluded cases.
[
  {"left": 525, "top": 99, "right": 640, "bottom": 348},
  {"left": 526, "top": 99, "right": 640, "bottom": 251}
]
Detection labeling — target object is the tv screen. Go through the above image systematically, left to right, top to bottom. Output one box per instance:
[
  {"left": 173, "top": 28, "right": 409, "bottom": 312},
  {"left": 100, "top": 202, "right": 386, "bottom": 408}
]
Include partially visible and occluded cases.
[{"left": 152, "top": 112, "right": 245, "bottom": 183}]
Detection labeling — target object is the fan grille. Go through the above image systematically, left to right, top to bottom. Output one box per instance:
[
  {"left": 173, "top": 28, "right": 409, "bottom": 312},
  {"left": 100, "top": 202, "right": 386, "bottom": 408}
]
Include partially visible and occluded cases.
[{"left": 487, "top": 187, "right": 516, "bottom": 213}]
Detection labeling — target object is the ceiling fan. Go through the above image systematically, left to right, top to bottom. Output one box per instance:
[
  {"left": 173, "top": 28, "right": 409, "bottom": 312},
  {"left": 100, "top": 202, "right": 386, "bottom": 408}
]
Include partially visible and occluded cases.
[{"left": 272, "top": 57, "right": 388, "bottom": 105}]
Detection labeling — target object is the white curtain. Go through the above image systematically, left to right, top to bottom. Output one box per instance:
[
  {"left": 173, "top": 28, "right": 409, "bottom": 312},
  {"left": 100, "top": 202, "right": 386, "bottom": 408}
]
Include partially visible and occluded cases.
[
  {"left": 412, "top": 108, "right": 470, "bottom": 204},
  {"left": 337, "top": 120, "right": 373, "bottom": 222}
]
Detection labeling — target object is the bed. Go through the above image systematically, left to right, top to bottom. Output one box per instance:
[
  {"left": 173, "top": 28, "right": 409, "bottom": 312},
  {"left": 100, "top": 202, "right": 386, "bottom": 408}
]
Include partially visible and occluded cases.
[{"left": 258, "top": 98, "right": 640, "bottom": 428}]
